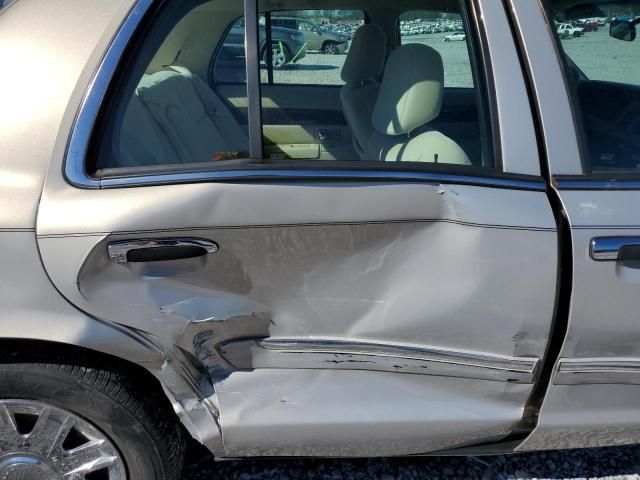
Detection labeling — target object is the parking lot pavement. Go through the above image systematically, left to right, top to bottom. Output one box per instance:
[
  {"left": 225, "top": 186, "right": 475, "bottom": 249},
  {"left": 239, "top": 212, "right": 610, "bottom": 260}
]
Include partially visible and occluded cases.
[
  {"left": 275, "top": 28, "right": 640, "bottom": 89},
  {"left": 273, "top": 33, "right": 474, "bottom": 87},
  {"left": 181, "top": 444, "right": 640, "bottom": 479}
]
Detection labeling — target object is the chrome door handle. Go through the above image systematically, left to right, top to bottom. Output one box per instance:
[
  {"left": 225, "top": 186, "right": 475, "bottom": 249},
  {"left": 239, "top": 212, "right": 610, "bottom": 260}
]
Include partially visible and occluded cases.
[
  {"left": 590, "top": 236, "right": 640, "bottom": 261},
  {"left": 107, "top": 238, "right": 218, "bottom": 264}
]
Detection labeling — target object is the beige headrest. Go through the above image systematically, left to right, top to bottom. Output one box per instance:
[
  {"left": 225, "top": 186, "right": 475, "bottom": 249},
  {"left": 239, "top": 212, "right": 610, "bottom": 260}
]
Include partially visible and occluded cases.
[
  {"left": 341, "top": 25, "right": 387, "bottom": 84},
  {"left": 372, "top": 44, "right": 444, "bottom": 136}
]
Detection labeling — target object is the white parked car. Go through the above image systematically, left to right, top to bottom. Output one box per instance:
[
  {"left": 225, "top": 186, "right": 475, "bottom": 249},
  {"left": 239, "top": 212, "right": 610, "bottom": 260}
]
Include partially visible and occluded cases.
[
  {"left": 557, "top": 23, "right": 584, "bottom": 38},
  {"left": 443, "top": 32, "right": 466, "bottom": 41}
]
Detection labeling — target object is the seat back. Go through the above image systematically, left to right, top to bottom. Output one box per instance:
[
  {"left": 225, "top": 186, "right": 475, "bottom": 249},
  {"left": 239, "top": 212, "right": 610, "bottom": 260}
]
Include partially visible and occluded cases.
[
  {"left": 339, "top": 25, "right": 386, "bottom": 159},
  {"left": 367, "top": 44, "right": 471, "bottom": 165},
  {"left": 136, "top": 66, "right": 248, "bottom": 163},
  {"left": 117, "top": 94, "right": 179, "bottom": 168}
]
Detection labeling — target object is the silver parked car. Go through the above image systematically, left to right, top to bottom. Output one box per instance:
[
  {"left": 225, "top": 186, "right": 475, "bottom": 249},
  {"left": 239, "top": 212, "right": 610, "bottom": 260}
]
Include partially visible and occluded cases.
[
  {"left": 1, "top": 0, "right": 639, "bottom": 478},
  {"left": 271, "top": 15, "right": 351, "bottom": 54}
]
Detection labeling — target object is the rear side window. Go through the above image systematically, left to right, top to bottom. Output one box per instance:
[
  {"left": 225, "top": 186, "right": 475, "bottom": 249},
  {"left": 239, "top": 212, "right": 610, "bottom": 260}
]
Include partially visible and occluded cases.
[
  {"left": 88, "top": 0, "right": 496, "bottom": 176},
  {"left": 91, "top": 1, "right": 249, "bottom": 172},
  {"left": 541, "top": 1, "right": 640, "bottom": 173}
]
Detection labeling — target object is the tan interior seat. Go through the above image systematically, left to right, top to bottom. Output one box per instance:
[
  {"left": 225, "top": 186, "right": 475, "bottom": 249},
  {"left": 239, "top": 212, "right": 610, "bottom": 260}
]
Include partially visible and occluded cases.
[
  {"left": 339, "top": 25, "right": 387, "bottom": 160},
  {"left": 367, "top": 44, "right": 471, "bottom": 165},
  {"left": 134, "top": 66, "right": 248, "bottom": 163},
  {"left": 117, "top": 94, "right": 180, "bottom": 168}
]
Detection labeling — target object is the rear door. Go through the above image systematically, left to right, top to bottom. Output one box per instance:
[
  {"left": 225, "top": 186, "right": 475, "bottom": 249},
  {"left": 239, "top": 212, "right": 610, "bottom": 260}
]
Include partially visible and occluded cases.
[
  {"left": 37, "top": 0, "right": 557, "bottom": 457},
  {"left": 510, "top": 0, "right": 640, "bottom": 451}
]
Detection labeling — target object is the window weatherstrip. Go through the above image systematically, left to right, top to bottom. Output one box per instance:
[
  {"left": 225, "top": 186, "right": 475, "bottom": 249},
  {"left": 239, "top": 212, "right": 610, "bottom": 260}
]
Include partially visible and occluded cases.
[
  {"left": 244, "top": 0, "right": 264, "bottom": 160},
  {"left": 99, "top": 168, "right": 546, "bottom": 191}
]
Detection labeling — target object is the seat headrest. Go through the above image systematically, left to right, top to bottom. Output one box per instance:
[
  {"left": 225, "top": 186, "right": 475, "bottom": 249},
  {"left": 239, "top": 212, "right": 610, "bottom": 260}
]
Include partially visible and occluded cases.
[
  {"left": 341, "top": 25, "right": 387, "bottom": 84},
  {"left": 372, "top": 44, "right": 444, "bottom": 136}
]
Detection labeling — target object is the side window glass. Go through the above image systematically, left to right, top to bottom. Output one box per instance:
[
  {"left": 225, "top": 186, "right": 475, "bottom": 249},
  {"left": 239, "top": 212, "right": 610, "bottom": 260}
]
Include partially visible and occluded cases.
[
  {"left": 90, "top": 1, "right": 495, "bottom": 176},
  {"left": 91, "top": 1, "right": 249, "bottom": 173},
  {"left": 542, "top": 1, "right": 640, "bottom": 173},
  {"left": 257, "top": 5, "right": 493, "bottom": 166},
  {"left": 260, "top": 10, "right": 365, "bottom": 86},
  {"left": 212, "top": 11, "right": 364, "bottom": 86},
  {"left": 399, "top": 11, "right": 473, "bottom": 88},
  {"left": 213, "top": 18, "right": 248, "bottom": 84}
]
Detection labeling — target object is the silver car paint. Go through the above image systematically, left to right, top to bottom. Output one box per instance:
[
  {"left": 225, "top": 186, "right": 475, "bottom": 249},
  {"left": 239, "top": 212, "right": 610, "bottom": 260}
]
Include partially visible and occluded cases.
[
  {"left": 0, "top": 0, "right": 228, "bottom": 454},
  {"left": 7, "top": 0, "right": 633, "bottom": 458},
  {"left": 31, "top": 0, "right": 560, "bottom": 457},
  {"left": 509, "top": 0, "right": 640, "bottom": 451},
  {"left": 216, "top": 369, "right": 531, "bottom": 457}
]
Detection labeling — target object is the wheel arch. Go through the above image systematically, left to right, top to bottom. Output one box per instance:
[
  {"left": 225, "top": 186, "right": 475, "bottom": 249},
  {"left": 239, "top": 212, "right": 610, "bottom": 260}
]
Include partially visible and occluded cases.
[{"left": 0, "top": 338, "right": 169, "bottom": 400}]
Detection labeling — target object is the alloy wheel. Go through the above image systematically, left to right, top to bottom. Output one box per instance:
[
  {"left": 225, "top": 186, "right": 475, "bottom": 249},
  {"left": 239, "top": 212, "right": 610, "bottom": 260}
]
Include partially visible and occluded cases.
[
  {"left": 323, "top": 43, "right": 338, "bottom": 54},
  {"left": 271, "top": 46, "right": 287, "bottom": 68},
  {"left": 0, "top": 399, "right": 126, "bottom": 480}
]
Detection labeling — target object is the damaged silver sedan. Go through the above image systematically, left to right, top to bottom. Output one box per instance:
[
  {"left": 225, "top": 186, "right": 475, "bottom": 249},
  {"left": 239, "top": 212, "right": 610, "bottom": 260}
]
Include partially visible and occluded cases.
[{"left": 1, "top": 0, "right": 640, "bottom": 477}]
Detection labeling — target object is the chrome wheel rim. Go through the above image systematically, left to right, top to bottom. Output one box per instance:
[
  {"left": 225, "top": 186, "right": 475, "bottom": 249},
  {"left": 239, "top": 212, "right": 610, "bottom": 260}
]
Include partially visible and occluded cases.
[
  {"left": 324, "top": 44, "right": 337, "bottom": 54},
  {"left": 271, "top": 46, "right": 286, "bottom": 68},
  {"left": 0, "top": 400, "right": 126, "bottom": 480}
]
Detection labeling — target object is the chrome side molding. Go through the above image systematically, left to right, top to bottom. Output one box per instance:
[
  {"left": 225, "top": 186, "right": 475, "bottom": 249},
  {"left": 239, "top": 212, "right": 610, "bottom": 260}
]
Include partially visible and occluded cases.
[
  {"left": 218, "top": 337, "right": 540, "bottom": 383},
  {"left": 556, "top": 358, "right": 640, "bottom": 385}
]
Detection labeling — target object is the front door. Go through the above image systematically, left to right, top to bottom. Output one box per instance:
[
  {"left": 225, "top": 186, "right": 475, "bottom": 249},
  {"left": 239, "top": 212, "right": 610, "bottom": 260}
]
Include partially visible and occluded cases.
[{"left": 510, "top": 0, "right": 640, "bottom": 451}]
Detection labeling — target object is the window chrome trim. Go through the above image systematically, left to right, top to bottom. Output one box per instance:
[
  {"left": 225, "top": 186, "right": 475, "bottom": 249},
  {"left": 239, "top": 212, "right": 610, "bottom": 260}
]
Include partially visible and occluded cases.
[
  {"left": 64, "top": 0, "right": 155, "bottom": 189},
  {"left": 99, "top": 169, "right": 546, "bottom": 191},
  {"left": 218, "top": 337, "right": 540, "bottom": 383}
]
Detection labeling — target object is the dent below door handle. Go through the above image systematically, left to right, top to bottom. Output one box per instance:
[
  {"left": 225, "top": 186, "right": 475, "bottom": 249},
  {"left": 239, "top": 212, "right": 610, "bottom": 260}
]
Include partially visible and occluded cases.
[
  {"left": 590, "top": 236, "right": 640, "bottom": 261},
  {"left": 107, "top": 238, "right": 218, "bottom": 264}
]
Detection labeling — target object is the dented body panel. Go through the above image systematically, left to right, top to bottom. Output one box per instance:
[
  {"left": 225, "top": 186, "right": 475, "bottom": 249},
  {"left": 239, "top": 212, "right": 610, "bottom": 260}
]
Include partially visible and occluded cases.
[{"left": 36, "top": 178, "right": 558, "bottom": 455}]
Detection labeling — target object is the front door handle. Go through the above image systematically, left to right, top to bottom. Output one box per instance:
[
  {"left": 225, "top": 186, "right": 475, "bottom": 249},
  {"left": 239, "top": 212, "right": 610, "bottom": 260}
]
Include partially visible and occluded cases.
[
  {"left": 590, "top": 236, "right": 640, "bottom": 261},
  {"left": 107, "top": 238, "right": 218, "bottom": 264}
]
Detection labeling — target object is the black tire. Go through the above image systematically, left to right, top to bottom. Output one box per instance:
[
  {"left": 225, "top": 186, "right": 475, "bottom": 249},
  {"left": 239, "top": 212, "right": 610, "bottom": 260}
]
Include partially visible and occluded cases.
[
  {"left": 263, "top": 42, "right": 291, "bottom": 69},
  {"left": 322, "top": 42, "right": 339, "bottom": 55},
  {"left": 0, "top": 361, "right": 185, "bottom": 479}
]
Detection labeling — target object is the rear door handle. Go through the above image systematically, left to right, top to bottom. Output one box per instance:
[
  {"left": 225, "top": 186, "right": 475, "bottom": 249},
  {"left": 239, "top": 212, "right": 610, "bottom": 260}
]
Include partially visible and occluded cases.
[
  {"left": 590, "top": 236, "right": 640, "bottom": 261},
  {"left": 107, "top": 238, "right": 218, "bottom": 264}
]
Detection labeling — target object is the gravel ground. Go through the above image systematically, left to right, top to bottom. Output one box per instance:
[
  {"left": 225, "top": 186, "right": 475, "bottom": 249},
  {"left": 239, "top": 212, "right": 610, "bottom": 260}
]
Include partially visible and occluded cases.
[{"left": 181, "top": 444, "right": 640, "bottom": 479}]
